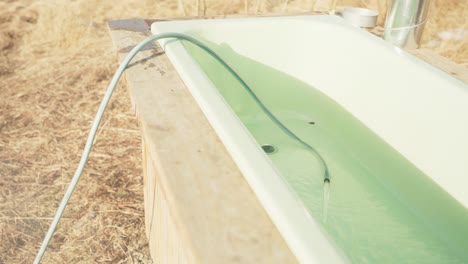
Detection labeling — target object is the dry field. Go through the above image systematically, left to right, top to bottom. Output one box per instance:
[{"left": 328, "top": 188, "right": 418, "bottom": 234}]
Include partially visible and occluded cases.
[{"left": 0, "top": 0, "right": 466, "bottom": 263}]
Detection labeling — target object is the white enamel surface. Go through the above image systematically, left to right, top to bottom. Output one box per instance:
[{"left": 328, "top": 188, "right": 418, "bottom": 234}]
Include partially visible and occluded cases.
[{"left": 151, "top": 15, "right": 468, "bottom": 263}]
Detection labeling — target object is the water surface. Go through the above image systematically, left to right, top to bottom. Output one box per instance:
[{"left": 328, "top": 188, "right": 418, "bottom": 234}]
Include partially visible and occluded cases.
[{"left": 185, "top": 40, "right": 468, "bottom": 263}]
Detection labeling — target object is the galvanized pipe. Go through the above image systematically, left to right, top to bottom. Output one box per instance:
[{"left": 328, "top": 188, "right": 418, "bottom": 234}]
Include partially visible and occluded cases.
[{"left": 384, "top": 0, "right": 431, "bottom": 49}]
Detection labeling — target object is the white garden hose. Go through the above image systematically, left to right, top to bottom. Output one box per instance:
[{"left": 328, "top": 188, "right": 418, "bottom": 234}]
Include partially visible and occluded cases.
[{"left": 33, "top": 32, "right": 330, "bottom": 263}]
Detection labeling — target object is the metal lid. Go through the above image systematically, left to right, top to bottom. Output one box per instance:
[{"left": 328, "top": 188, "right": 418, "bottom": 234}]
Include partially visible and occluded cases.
[{"left": 342, "top": 7, "right": 378, "bottom": 28}]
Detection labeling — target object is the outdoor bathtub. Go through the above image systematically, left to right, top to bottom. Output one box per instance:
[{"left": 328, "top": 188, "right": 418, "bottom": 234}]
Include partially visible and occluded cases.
[{"left": 151, "top": 15, "right": 468, "bottom": 263}]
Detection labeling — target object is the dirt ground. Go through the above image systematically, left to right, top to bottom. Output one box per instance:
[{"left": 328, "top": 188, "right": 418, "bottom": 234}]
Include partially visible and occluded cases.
[{"left": 0, "top": 0, "right": 466, "bottom": 263}]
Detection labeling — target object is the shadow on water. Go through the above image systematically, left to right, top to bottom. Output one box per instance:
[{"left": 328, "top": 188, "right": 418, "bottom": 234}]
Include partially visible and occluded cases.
[
  {"left": 182, "top": 37, "right": 468, "bottom": 263},
  {"left": 323, "top": 180, "right": 331, "bottom": 224}
]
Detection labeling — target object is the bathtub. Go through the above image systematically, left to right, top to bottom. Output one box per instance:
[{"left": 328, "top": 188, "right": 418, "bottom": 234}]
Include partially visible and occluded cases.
[{"left": 151, "top": 15, "right": 468, "bottom": 263}]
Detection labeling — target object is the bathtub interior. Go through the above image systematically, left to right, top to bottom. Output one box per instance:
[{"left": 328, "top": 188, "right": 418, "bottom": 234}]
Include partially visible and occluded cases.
[{"left": 151, "top": 15, "right": 468, "bottom": 263}]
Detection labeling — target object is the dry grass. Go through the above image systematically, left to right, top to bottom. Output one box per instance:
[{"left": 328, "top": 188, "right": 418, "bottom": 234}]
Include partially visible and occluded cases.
[{"left": 0, "top": 0, "right": 466, "bottom": 263}]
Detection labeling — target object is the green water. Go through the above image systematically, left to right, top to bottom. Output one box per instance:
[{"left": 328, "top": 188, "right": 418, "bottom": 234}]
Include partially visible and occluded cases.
[{"left": 184, "top": 40, "right": 468, "bottom": 263}]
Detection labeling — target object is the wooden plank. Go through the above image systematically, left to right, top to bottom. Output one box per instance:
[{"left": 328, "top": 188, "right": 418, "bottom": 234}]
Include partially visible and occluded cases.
[
  {"left": 108, "top": 19, "right": 297, "bottom": 264},
  {"left": 143, "top": 138, "right": 192, "bottom": 264}
]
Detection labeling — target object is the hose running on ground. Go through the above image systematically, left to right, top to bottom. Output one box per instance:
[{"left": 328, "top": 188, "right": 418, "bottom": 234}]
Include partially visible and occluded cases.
[{"left": 33, "top": 32, "right": 330, "bottom": 264}]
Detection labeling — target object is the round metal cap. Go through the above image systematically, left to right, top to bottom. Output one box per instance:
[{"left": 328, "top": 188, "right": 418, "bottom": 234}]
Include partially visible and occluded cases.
[{"left": 342, "top": 7, "right": 378, "bottom": 28}]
